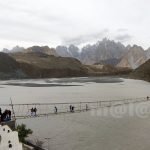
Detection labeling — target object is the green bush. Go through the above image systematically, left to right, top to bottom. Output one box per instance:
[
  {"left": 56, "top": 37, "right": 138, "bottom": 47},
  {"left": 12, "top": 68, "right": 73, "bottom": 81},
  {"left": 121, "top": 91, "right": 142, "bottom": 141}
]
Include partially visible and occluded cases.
[{"left": 16, "top": 124, "right": 33, "bottom": 143}]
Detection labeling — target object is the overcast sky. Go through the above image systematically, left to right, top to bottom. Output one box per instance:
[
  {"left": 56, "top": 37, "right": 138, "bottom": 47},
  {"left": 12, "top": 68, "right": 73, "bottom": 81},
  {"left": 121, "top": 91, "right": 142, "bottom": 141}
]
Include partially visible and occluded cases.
[{"left": 0, "top": 0, "right": 149, "bottom": 50}]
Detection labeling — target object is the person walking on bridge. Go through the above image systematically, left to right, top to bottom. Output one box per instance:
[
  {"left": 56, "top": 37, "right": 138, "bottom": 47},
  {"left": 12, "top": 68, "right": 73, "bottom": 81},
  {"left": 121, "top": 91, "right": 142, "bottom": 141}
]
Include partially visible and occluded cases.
[
  {"left": 86, "top": 104, "right": 88, "bottom": 111},
  {"left": 69, "top": 105, "right": 74, "bottom": 112},
  {"left": 70, "top": 105, "right": 72, "bottom": 112},
  {"left": 54, "top": 106, "right": 57, "bottom": 114},
  {"left": 34, "top": 107, "right": 37, "bottom": 116},
  {"left": 0, "top": 108, "right": 2, "bottom": 123},
  {"left": 31, "top": 108, "right": 34, "bottom": 117}
]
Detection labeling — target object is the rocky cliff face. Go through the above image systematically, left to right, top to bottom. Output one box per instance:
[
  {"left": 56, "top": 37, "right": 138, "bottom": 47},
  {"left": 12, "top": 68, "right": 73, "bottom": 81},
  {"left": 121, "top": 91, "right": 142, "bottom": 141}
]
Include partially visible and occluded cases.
[
  {"left": 80, "top": 38, "right": 127, "bottom": 65},
  {"left": 56, "top": 39, "right": 127, "bottom": 66},
  {"left": 56, "top": 40, "right": 150, "bottom": 68},
  {"left": 56, "top": 45, "right": 80, "bottom": 59},
  {"left": 68, "top": 45, "right": 80, "bottom": 59},
  {"left": 117, "top": 45, "right": 147, "bottom": 69},
  {"left": 56, "top": 46, "right": 71, "bottom": 57}
]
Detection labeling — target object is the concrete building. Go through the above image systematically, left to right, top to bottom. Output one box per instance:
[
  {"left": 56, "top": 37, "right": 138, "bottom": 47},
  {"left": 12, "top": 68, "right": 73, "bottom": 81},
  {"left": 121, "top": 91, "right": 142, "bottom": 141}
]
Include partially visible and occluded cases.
[{"left": 0, "top": 125, "right": 23, "bottom": 150}]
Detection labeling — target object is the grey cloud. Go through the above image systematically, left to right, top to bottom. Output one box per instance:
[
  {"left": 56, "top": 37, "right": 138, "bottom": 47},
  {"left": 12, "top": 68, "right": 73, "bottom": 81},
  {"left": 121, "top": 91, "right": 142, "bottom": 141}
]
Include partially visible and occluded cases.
[
  {"left": 0, "top": 0, "right": 150, "bottom": 49},
  {"left": 0, "top": 1, "right": 69, "bottom": 24},
  {"left": 0, "top": 18, "right": 51, "bottom": 43},
  {"left": 117, "top": 28, "right": 128, "bottom": 32},
  {"left": 61, "top": 29, "right": 109, "bottom": 46},
  {"left": 115, "top": 34, "right": 133, "bottom": 42}
]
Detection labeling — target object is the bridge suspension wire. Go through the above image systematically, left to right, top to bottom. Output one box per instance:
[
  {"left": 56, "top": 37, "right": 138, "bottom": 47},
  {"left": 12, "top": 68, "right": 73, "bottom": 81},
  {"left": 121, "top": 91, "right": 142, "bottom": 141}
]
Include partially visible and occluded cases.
[{"left": 0, "top": 97, "right": 149, "bottom": 120}]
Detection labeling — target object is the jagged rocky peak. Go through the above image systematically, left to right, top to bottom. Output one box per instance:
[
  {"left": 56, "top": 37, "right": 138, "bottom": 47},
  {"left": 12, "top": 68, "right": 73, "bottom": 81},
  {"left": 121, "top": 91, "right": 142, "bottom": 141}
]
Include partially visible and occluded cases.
[
  {"left": 80, "top": 38, "right": 127, "bottom": 65},
  {"left": 56, "top": 44, "right": 80, "bottom": 59},
  {"left": 68, "top": 44, "right": 80, "bottom": 58},
  {"left": 126, "top": 44, "right": 131, "bottom": 50},
  {"left": 131, "top": 44, "right": 144, "bottom": 51},
  {"left": 56, "top": 45, "right": 71, "bottom": 57},
  {"left": 117, "top": 45, "right": 147, "bottom": 69},
  {"left": 2, "top": 46, "right": 25, "bottom": 53},
  {"left": 11, "top": 46, "right": 25, "bottom": 52},
  {"left": 24, "top": 46, "right": 58, "bottom": 56},
  {"left": 2, "top": 48, "right": 10, "bottom": 53}
]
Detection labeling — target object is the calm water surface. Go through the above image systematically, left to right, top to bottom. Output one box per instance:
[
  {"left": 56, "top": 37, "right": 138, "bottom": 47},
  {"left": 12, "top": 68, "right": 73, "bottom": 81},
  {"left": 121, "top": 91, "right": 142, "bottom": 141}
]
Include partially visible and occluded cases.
[
  {"left": 0, "top": 77, "right": 150, "bottom": 150},
  {"left": 0, "top": 77, "right": 149, "bottom": 104}
]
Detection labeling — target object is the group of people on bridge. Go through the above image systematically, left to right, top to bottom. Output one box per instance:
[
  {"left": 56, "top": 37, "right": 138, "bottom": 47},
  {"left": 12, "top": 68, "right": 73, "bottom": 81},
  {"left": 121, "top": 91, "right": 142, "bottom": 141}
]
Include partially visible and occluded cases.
[
  {"left": 0, "top": 96, "right": 149, "bottom": 119},
  {"left": 28, "top": 96, "right": 150, "bottom": 117},
  {"left": 30, "top": 104, "right": 89, "bottom": 116},
  {"left": 69, "top": 105, "right": 75, "bottom": 112},
  {"left": 30, "top": 107, "right": 37, "bottom": 116},
  {"left": 0, "top": 108, "right": 11, "bottom": 123}
]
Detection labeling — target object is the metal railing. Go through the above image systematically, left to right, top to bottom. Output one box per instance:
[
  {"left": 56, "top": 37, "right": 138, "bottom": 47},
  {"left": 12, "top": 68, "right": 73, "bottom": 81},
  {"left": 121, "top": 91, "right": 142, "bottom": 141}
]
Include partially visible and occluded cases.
[{"left": 0, "top": 97, "right": 149, "bottom": 119}]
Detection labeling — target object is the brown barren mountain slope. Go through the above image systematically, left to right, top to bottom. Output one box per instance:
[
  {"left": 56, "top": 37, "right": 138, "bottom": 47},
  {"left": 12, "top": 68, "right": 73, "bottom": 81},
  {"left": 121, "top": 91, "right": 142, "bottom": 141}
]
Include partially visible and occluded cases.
[
  {"left": 0, "top": 52, "right": 26, "bottom": 79},
  {"left": 11, "top": 52, "right": 88, "bottom": 78},
  {"left": 130, "top": 59, "right": 150, "bottom": 82},
  {"left": 86, "top": 64, "right": 132, "bottom": 76}
]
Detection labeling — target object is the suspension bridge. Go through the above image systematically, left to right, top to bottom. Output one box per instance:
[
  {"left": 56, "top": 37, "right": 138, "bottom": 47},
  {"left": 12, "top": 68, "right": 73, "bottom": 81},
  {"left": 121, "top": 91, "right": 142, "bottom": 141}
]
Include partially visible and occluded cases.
[{"left": 0, "top": 96, "right": 149, "bottom": 120}]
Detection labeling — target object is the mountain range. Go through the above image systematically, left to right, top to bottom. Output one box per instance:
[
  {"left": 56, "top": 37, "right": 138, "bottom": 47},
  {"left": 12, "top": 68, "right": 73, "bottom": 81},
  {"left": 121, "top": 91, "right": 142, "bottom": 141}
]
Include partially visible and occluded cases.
[
  {"left": 2, "top": 38, "right": 150, "bottom": 70},
  {"left": 80, "top": 38, "right": 127, "bottom": 65},
  {"left": 55, "top": 39, "right": 150, "bottom": 69},
  {"left": 0, "top": 44, "right": 132, "bottom": 79}
]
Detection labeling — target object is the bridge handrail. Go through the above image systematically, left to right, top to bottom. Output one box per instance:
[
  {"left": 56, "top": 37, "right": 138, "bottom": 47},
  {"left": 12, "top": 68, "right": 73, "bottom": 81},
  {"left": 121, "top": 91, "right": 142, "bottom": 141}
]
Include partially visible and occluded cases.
[{"left": 0, "top": 97, "right": 148, "bottom": 106}]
